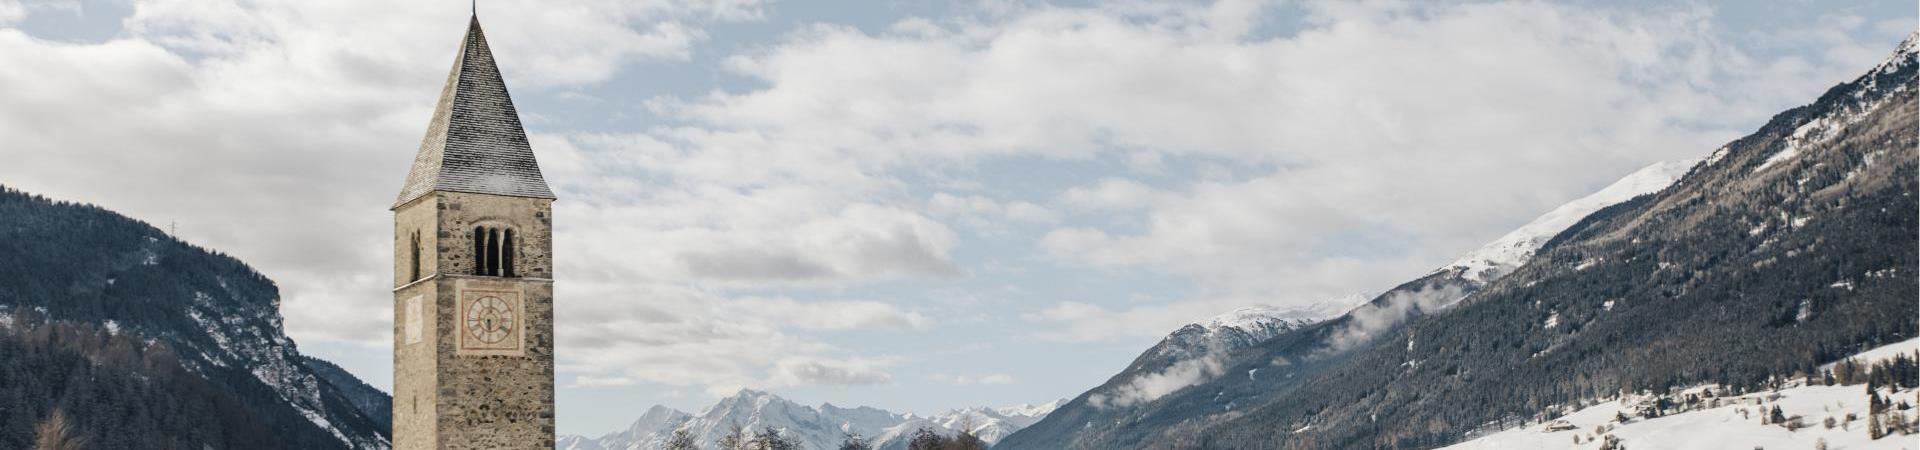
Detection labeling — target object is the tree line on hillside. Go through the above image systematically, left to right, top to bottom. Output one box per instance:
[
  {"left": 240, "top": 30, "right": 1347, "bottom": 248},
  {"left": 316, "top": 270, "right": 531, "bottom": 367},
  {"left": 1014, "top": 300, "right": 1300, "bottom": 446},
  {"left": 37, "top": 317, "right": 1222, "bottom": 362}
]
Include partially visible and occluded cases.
[{"left": 0, "top": 315, "right": 336, "bottom": 449}]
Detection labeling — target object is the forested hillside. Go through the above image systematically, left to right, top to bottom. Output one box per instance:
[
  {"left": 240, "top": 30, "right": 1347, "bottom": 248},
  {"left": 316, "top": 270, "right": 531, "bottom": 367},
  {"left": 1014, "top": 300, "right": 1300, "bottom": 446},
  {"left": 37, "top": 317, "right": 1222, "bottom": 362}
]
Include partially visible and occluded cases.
[{"left": 0, "top": 186, "right": 391, "bottom": 449}]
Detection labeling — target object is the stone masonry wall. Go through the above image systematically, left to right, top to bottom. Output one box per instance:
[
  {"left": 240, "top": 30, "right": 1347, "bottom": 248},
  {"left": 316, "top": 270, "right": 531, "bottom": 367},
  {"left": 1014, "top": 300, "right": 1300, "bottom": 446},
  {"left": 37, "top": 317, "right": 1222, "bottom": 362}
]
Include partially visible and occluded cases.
[
  {"left": 394, "top": 191, "right": 555, "bottom": 450},
  {"left": 434, "top": 192, "right": 553, "bottom": 279},
  {"left": 393, "top": 195, "right": 441, "bottom": 450},
  {"left": 434, "top": 277, "right": 554, "bottom": 449},
  {"left": 392, "top": 280, "right": 439, "bottom": 450}
]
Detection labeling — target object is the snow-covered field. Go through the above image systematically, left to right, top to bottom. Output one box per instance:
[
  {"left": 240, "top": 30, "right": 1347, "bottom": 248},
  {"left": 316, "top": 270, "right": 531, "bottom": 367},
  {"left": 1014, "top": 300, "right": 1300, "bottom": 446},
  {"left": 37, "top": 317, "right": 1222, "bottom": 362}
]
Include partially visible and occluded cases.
[
  {"left": 1826, "top": 338, "right": 1920, "bottom": 371},
  {"left": 1446, "top": 339, "right": 1919, "bottom": 450}
]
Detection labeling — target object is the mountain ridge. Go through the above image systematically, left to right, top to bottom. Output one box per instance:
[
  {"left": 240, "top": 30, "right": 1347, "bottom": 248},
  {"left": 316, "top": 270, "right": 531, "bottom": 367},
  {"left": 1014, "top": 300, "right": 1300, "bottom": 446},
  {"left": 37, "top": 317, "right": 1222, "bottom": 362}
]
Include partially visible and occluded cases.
[
  {"left": 999, "top": 32, "right": 1918, "bottom": 450},
  {"left": 1000, "top": 156, "right": 1696, "bottom": 448},
  {"left": 558, "top": 389, "right": 1064, "bottom": 450}
]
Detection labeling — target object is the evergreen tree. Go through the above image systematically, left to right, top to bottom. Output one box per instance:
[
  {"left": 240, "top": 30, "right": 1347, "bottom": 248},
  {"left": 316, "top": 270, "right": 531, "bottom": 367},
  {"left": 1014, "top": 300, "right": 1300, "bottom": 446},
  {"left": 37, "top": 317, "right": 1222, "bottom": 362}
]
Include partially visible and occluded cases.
[
  {"left": 33, "top": 409, "right": 85, "bottom": 450},
  {"left": 717, "top": 423, "right": 748, "bottom": 450},
  {"left": 750, "top": 426, "right": 799, "bottom": 450},
  {"left": 907, "top": 427, "right": 947, "bottom": 450},
  {"left": 666, "top": 429, "right": 700, "bottom": 450},
  {"left": 952, "top": 430, "right": 989, "bottom": 450},
  {"left": 838, "top": 432, "right": 873, "bottom": 450}
]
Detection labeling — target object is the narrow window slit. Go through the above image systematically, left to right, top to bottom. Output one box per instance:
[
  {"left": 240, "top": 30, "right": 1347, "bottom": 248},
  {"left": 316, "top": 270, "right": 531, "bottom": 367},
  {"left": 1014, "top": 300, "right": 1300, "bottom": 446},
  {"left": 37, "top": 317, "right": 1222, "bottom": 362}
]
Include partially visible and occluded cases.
[{"left": 410, "top": 230, "right": 422, "bottom": 281}]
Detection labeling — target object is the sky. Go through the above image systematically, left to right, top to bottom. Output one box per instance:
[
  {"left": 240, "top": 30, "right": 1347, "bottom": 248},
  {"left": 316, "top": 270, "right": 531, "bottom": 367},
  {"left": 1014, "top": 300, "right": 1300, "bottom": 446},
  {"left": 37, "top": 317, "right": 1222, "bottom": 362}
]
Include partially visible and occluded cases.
[{"left": 0, "top": 0, "right": 1911, "bottom": 438}]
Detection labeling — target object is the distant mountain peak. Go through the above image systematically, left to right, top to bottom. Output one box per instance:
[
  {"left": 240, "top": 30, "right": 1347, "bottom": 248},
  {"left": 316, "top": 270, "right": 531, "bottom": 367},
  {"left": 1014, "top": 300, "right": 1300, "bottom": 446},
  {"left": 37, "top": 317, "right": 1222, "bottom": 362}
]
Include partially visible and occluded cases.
[
  {"left": 1890, "top": 31, "right": 1917, "bottom": 63},
  {"left": 1198, "top": 295, "right": 1367, "bottom": 335},
  {"left": 564, "top": 390, "right": 1059, "bottom": 450},
  {"left": 995, "top": 399, "right": 1068, "bottom": 418}
]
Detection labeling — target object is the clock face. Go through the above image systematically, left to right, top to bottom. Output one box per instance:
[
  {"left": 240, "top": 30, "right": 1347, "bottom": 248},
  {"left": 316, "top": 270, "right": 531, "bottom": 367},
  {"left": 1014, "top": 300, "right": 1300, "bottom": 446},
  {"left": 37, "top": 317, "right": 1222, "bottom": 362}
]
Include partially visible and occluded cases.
[
  {"left": 457, "top": 288, "right": 523, "bottom": 354},
  {"left": 464, "top": 295, "right": 516, "bottom": 344}
]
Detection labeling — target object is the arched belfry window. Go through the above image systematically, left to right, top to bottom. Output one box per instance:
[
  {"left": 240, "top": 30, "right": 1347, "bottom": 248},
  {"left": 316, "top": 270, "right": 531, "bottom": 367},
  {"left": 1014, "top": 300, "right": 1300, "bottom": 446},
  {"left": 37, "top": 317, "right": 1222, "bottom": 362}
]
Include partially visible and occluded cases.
[
  {"left": 471, "top": 225, "right": 517, "bottom": 278},
  {"left": 472, "top": 226, "right": 487, "bottom": 276},
  {"left": 487, "top": 226, "right": 503, "bottom": 276},
  {"left": 502, "top": 229, "right": 516, "bottom": 278}
]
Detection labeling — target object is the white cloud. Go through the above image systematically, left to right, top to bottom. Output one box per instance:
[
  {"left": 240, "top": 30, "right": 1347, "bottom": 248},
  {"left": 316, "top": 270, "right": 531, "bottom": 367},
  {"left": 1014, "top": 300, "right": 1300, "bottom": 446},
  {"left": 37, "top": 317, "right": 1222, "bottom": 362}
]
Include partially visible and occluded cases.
[
  {"left": 0, "top": 0, "right": 1905, "bottom": 411},
  {"left": 0, "top": 0, "right": 790, "bottom": 371},
  {"left": 0, "top": 0, "right": 84, "bottom": 25},
  {"left": 125, "top": 0, "right": 737, "bottom": 84},
  {"left": 0, "top": 1, "right": 25, "bottom": 24},
  {"left": 954, "top": 2, "right": 1902, "bottom": 340},
  {"left": 1059, "top": 178, "right": 1165, "bottom": 211},
  {"left": 928, "top": 192, "right": 1058, "bottom": 232},
  {"left": 555, "top": 282, "right": 922, "bottom": 395},
  {"left": 1320, "top": 285, "right": 1466, "bottom": 355},
  {"left": 1019, "top": 292, "right": 1367, "bottom": 343},
  {"left": 730, "top": 298, "right": 932, "bottom": 332},
  {"left": 1089, "top": 352, "right": 1224, "bottom": 408},
  {"left": 767, "top": 357, "right": 896, "bottom": 387},
  {"left": 931, "top": 373, "right": 1017, "bottom": 385}
]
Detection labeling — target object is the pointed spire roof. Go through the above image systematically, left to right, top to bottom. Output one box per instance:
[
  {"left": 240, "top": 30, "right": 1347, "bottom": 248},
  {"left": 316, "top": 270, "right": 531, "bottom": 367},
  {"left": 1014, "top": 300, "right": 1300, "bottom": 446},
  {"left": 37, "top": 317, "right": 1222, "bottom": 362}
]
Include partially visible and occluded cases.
[{"left": 395, "top": 15, "right": 555, "bottom": 208}]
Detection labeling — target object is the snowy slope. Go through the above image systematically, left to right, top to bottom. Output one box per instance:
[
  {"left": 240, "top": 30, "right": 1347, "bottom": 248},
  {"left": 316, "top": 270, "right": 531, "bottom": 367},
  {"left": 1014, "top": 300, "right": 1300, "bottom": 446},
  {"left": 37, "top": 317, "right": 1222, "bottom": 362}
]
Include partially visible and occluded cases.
[
  {"left": 1155, "top": 157, "right": 1695, "bottom": 366},
  {"left": 1446, "top": 159, "right": 1696, "bottom": 282},
  {"left": 1005, "top": 161, "right": 1699, "bottom": 448},
  {"left": 1075, "top": 161, "right": 1691, "bottom": 410},
  {"left": 1833, "top": 338, "right": 1920, "bottom": 369},
  {"left": 1445, "top": 340, "right": 1920, "bottom": 450},
  {"left": 1443, "top": 385, "right": 1915, "bottom": 450},
  {"left": 558, "top": 390, "right": 1063, "bottom": 450}
]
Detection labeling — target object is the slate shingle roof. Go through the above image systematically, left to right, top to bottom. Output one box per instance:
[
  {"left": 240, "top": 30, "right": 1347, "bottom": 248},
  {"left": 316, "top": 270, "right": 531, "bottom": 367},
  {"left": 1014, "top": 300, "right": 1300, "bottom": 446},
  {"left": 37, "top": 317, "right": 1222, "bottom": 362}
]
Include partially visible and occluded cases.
[{"left": 395, "top": 16, "right": 556, "bottom": 208}]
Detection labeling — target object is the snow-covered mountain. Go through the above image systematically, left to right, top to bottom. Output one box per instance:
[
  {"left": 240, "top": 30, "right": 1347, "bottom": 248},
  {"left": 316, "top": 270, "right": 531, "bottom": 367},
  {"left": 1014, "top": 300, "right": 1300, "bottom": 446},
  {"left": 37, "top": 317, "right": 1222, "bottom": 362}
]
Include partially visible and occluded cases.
[
  {"left": 1003, "top": 31, "right": 1919, "bottom": 450},
  {"left": 1133, "top": 156, "right": 1694, "bottom": 374},
  {"left": 1041, "top": 157, "right": 1695, "bottom": 425},
  {"left": 1009, "top": 159, "right": 1694, "bottom": 446},
  {"left": 1445, "top": 159, "right": 1697, "bottom": 283},
  {"left": 1123, "top": 295, "right": 1365, "bottom": 378},
  {"left": 1201, "top": 298, "right": 1364, "bottom": 339},
  {"left": 557, "top": 390, "right": 1064, "bottom": 450},
  {"left": 868, "top": 400, "right": 1067, "bottom": 448},
  {"left": 557, "top": 406, "right": 692, "bottom": 450}
]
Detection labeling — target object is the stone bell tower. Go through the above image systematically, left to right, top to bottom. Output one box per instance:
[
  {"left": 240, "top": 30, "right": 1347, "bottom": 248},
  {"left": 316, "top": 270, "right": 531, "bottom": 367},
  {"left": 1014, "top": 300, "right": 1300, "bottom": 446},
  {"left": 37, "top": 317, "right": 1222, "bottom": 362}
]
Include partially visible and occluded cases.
[{"left": 392, "top": 13, "right": 556, "bottom": 450}]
